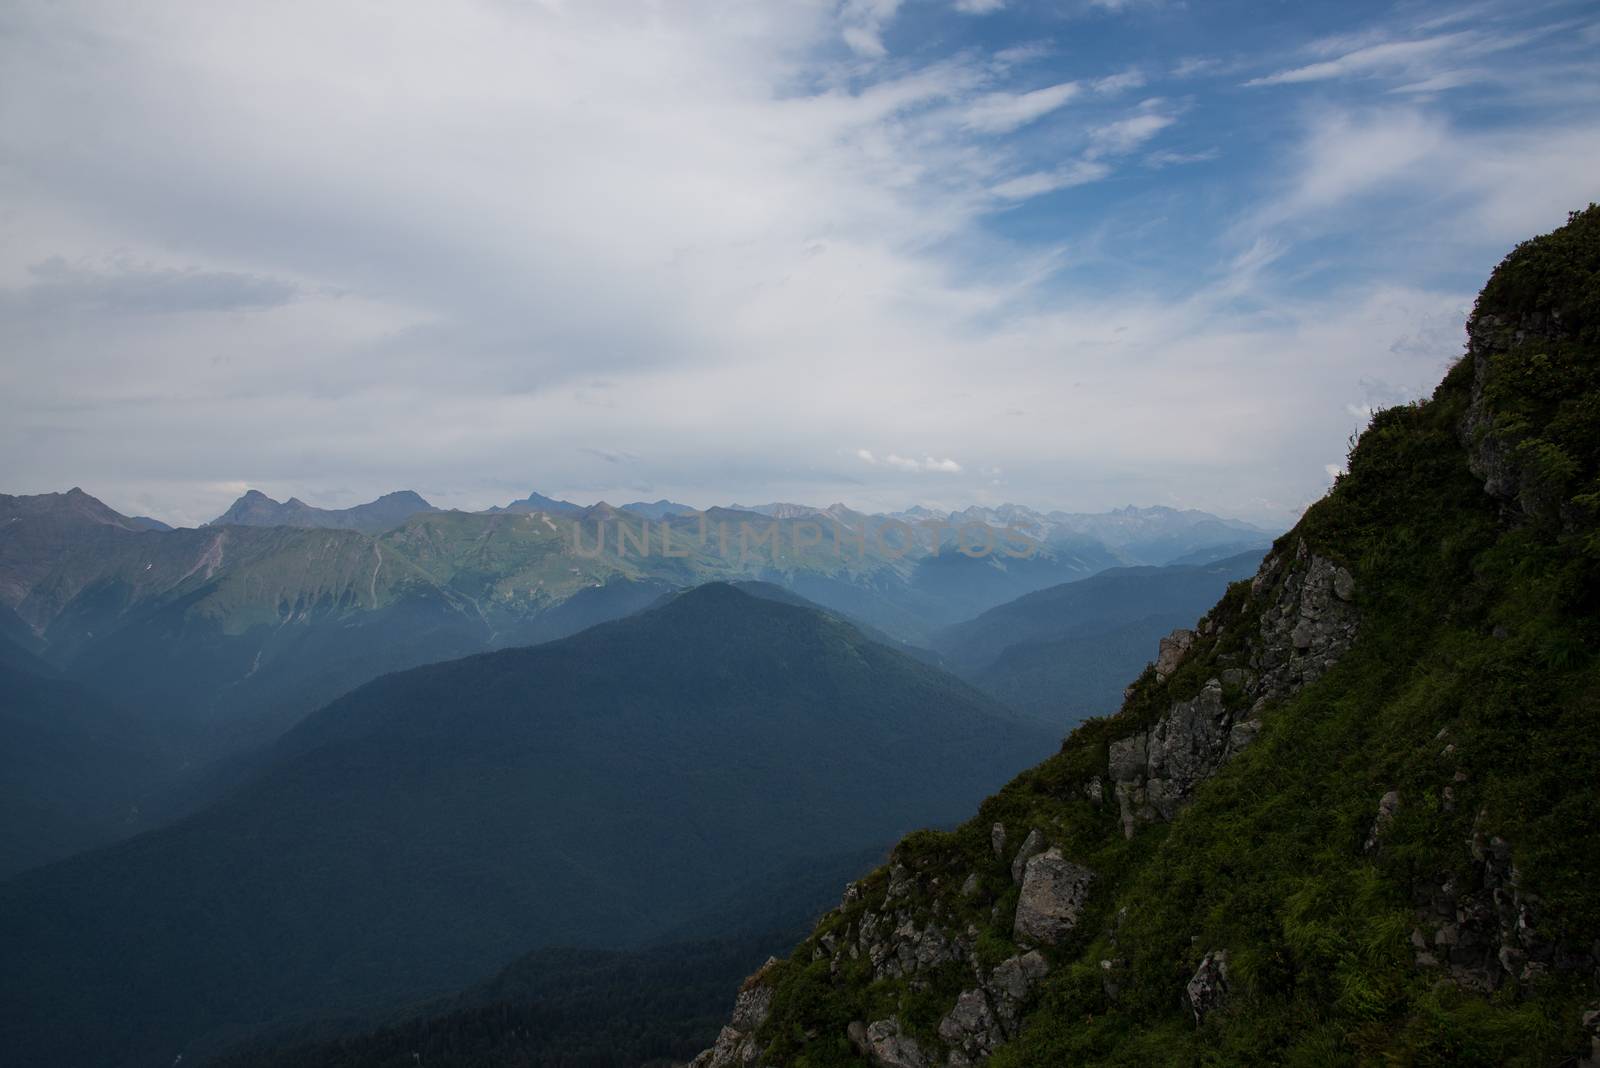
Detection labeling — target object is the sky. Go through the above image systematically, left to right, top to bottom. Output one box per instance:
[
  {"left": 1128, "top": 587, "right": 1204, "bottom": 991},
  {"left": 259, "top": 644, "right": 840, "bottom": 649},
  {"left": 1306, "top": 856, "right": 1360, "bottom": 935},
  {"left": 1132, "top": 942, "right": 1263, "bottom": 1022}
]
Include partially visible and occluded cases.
[{"left": 1, "top": 0, "right": 1597, "bottom": 528}]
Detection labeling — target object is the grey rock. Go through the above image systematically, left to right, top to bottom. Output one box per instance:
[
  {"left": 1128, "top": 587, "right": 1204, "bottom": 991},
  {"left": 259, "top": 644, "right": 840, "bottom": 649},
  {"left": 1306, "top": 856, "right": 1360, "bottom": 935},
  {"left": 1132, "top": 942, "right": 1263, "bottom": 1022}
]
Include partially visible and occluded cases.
[
  {"left": 1252, "top": 545, "right": 1358, "bottom": 698},
  {"left": 1154, "top": 628, "right": 1196, "bottom": 680},
  {"left": 1219, "top": 667, "right": 1252, "bottom": 689},
  {"left": 1110, "top": 678, "right": 1246, "bottom": 838},
  {"left": 1225, "top": 718, "right": 1262, "bottom": 756},
  {"left": 1108, "top": 732, "right": 1147, "bottom": 781},
  {"left": 1364, "top": 790, "right": 1401, "bottom": 852},
  {"left": 990, "top": 822, "right": 1006, "bottom": 859},
  {"left": 1010, "top": 828, "right": 1047, "bottom": 883},
  {"left": 1013, "top": 849, "right": 1095, "bottom": 946},
  {"left": 960, "top": 872, "right": 980, "bottom": 897},
  {"left": 984, "top": 950, "right": 1049, "bottom": 1034},
  {"left": 1185, "top": 950, "right": 1230, "bottom": 1026},
  {"left": 690, "top": 972, "right": 774, "bottom": 1068},
  {"left": 938, "top": 989, "right": 1003, "bottom": 1064},
  {"left": 1581, "top": 1007, "right": 1600, "bottom": 1067},
  {"left": 864, "top": 1017, "right": 931, "bottom": 1068}
]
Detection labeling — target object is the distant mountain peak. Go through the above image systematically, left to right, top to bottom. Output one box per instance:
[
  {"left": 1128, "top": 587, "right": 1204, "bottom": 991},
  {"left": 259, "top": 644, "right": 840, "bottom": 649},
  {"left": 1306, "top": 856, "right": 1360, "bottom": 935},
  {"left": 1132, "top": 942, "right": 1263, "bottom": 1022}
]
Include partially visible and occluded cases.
[{"left": 209, "top": 489, "right": 435, "bottom": 534}]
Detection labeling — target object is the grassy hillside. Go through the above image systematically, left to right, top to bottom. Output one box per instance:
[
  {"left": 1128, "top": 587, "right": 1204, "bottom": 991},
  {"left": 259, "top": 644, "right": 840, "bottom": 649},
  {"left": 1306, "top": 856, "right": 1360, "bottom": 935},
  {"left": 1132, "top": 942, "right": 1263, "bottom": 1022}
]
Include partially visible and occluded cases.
[{"left": 691, "top": 207, "right": 1600, "bottom": 1066}]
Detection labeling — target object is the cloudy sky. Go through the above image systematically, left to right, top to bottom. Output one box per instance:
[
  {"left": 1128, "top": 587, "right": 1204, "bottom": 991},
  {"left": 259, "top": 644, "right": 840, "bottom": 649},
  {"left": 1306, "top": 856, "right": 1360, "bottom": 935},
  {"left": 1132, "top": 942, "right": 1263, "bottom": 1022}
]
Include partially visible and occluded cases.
[{"left": 2, "top": 0, "right": 1596, "bottom": 527}]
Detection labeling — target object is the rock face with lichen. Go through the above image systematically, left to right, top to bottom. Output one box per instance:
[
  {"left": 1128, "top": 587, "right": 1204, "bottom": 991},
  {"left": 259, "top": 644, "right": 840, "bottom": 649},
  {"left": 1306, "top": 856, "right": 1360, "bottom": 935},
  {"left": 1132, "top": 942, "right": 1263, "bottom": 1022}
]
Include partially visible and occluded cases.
[
  {"left": 1107, "top": 539, "right": 1357, "bottom": 839},
  {"left": 1013, "top": 850, "right": 1095, "bottom": 946},
  {"left": 689, "top": 964, "right": 777, "bottom": 1068}
]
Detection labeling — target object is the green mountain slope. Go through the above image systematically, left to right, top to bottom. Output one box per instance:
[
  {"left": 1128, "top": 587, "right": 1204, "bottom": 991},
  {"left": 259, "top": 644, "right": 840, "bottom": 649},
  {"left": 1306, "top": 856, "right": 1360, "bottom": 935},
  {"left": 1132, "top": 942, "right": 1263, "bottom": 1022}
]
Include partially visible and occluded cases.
[
  {"left": 688, "top": 208, "right": 1600, "bottom": 1067},
  {"left": 933, "top": 551, "right": 1266, "bottom": 729},
  {"left": 0, "top": 584, "right": 1055, "bottom": 1068},
  {"left": 0, "top": 652, "right": 173, "bottom": 878},
  {"left": 211, "top": 848, "right": 889, "bottom": 1068}
]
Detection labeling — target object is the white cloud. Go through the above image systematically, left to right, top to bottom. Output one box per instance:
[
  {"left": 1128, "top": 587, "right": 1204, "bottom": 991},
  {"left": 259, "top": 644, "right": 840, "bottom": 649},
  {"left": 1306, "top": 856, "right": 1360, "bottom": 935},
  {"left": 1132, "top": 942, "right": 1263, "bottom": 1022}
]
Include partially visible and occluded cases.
[
  {"left": 840, "top": 0, "right": 905, "bottom": 57},
  {"left": 954, "top": 0, "right": 1005, "bottom": 13},
  {"left": 0, "top": 1, "right": 1594, "bottom": 528},
  {"left": 1246, "top": 21, "right": 1560, "bottom": 91},
  {"left": 1247, "top": 33, "right": 1473, "bottom": 86},
  {"left": 993, "top": 42, "right": 1051, "bottom": 66},
  {"left": 1171, "top": 56, "right": 1222, "bottom": 78},
  {"left": 1091, "top": 70, "right": 1146, "bottom": 94},
  {"left": 961, "top": 81, "right": 1081, "bottom": 132},
  {"left": 1250, "top": 108, "right": 1450, "bottom": 226},
  {"left": 1087, "top": 109, "right": 1175, "bottom": 157},
  {"left": 1144, "top": 147, "right": 1219, "bottom": 168},
  {"left": 991, "top": 161, "right": 1111, "bottom": 199},
  {"left": 876, "top": 454, "right": 964, "bottom": 473}
]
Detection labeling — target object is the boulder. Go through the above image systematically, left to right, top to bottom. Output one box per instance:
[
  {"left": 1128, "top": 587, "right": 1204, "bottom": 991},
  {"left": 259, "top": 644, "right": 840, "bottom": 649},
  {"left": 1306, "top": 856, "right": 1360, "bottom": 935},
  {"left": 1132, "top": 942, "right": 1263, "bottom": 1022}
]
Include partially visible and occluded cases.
[
  {"left": 1154, "top": 628, "right": 1196, "bottom": 680},
  {"left": 1013, "top": 849, "right": 1095, "bottom": 945},
  {"left": 984, "top": 950, "right": 1049, "bottom": 1034},
  {"left": 1185, "top": 950, "right": 1230, "bottom": 1025},
  {"left": 937, "top": 989, "right": 1002, "bottom": 1065},
  {"left": 864, "top": 1017, "right": 931, "bottom": 1068}
]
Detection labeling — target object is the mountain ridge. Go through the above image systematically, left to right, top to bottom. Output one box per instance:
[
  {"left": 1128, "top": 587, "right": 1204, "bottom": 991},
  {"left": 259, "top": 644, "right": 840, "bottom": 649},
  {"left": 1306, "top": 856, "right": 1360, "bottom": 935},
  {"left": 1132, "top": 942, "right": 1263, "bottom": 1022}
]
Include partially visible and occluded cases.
[{"left": 686, "top": 206, "right": 1600, "bottom": 1067}]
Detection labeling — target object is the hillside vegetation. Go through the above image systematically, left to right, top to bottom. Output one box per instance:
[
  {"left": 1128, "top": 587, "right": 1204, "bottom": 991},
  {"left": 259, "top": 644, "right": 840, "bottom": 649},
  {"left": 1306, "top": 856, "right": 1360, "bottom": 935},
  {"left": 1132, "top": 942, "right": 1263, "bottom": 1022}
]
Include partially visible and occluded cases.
[{"left": 690, "top": 207, "right": 1600, "bottom": 1066}]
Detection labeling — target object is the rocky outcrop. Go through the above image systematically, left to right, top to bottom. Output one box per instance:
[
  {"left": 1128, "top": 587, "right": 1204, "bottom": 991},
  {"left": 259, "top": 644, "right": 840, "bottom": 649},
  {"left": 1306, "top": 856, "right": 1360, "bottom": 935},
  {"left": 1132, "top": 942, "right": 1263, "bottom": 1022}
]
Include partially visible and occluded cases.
[
  {"left": 1460, "top": 310, "right": 1577, "bottom": 521},
  {"left": 1109, "top": 542, "right": 1357, "bottom": 838},
  {"left": 1251, "top": 543, "right": 1358, "bottom": 700},
  {"left": 1154, "top": 627, "right": 1195, "bottom": 681},
  {"left": 1109, "top": 679, "right": 1233, "bottom": 838},
  {"left": 1364, "top": 789, "right": 1401, "bottom": 852},
  {"left": 1412, "top": 812, "right": 1600, "bottom": 993},
  {"left": 1009, "top": 828, "right": 1047, "bottom": 883},
  {"left": 1013, "top": 849, "right": 1096, "bottom": 946},
  {"left": 1185, "top": 950, "right": 1230, "bottom": 1025},
  {"left": 938, "top": 951, "right": 1050, "bottom": 1066},
  {"left": 690, "top": 964, "right": 776, "bottom": 1068},
  {"left": 939, "top": 989, "right": 1003, "bottom": 1066},
  {"left": 858, "top": 1016, "right": 932, "bottom": 1068}
]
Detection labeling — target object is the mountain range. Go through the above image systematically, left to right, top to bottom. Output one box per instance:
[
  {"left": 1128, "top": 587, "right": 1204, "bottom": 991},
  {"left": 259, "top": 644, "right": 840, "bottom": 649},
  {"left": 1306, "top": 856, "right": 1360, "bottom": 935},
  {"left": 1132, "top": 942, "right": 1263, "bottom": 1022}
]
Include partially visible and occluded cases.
[
  {"left": 1, "top": 487, "right": 1268, "bottom": 765},
  {"left": 208, "top": 489, "right": 437, "bottom": 534},
  {"left": 933, "top": 549, "right": 1267, "bottom": 727},
  {"left": 0, "top": 583, "right": 1055, "bottom": 1067}
]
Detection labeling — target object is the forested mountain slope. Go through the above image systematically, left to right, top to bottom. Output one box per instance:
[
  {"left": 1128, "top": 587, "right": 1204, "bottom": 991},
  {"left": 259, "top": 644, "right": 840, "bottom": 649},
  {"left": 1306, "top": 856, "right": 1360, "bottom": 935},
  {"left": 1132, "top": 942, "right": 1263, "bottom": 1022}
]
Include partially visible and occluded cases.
[{"left": 0, "top": 584, "right": 1053, "bottom": 1067}]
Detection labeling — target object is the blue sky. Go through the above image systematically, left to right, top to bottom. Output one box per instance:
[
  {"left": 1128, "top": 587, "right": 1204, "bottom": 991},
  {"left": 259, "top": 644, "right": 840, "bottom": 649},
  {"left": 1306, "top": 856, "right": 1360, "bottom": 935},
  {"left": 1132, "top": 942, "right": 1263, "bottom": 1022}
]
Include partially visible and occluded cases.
[{"left": 1, "top": 0, "right": 1596, "bottom": 526}]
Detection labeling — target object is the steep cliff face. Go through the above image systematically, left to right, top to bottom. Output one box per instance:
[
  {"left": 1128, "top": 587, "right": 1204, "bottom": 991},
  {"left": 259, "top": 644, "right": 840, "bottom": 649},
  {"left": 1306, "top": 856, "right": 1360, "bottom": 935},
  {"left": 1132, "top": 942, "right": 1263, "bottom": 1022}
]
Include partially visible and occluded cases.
[{"left": 692, "top": 207, "right": 1600, "bottom": 1067}]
